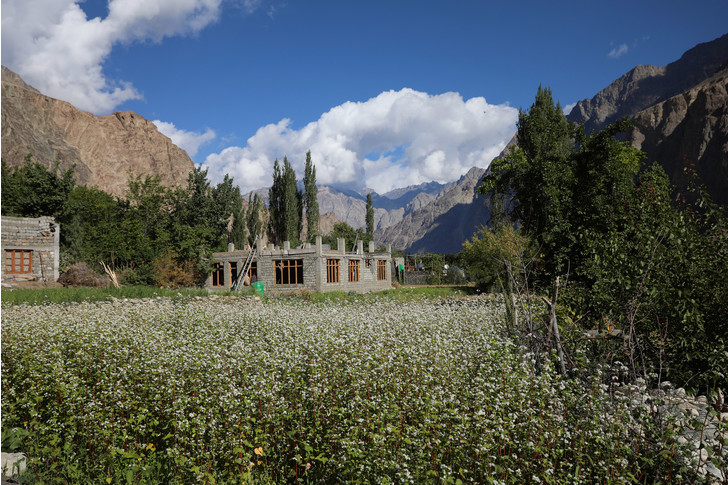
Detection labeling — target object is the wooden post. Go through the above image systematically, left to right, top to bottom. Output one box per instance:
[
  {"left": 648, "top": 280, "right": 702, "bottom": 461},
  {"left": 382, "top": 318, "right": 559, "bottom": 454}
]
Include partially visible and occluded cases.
[{"left": 551, "top": 277, "right": 566, "bottom": 376}]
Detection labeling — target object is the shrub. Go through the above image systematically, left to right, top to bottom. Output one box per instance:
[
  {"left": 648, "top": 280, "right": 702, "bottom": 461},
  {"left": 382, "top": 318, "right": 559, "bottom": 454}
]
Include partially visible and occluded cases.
[{"left": 152, "top": 250, "right": 201, "bottom": 289}]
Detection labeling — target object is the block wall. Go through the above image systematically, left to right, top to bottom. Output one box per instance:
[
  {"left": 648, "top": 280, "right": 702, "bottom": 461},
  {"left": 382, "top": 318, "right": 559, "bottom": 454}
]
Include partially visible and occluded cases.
[{"left": 1, "top": 216, "right": 60, "bottom": 282}]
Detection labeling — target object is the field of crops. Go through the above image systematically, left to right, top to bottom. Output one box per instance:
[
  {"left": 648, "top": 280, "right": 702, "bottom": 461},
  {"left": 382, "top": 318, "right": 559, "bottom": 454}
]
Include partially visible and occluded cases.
[{"left": 2, "top": 296, "right": 690, "bottom": 484}]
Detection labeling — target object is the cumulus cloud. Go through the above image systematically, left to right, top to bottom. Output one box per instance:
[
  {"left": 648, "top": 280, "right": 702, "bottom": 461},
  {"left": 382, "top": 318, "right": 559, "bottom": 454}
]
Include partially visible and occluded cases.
[
  {"left": 1, "top": 0, "right": 225, "bottom": 114},
  {"left": 608, "top": 43, "right": 629, "bottom": 59},
  {"left": 202, "top": 89, "right": 518, "bottom": 194},
  {"left": 562, "top": 102, "right": 577, "bottom": 115},
  {"left": 153, "top": 120, "right": 216, "bottom": 157}
]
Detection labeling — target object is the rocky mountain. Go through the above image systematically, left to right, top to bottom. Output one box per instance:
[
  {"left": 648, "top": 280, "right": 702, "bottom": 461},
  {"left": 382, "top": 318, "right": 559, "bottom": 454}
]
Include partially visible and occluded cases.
[
  {"left": 568, "top": 33, "right": 728, "bottom": 134},
  {"left": 375, "top": 34, "right": 728, "bottom": 254},
  {"left": 567, "top": 34, "right": 728, "bottom": 205},
  {"left": 629, "top": 64, "right": 728, "bottom": 204},
  {"left": 1, "top": 66, "right": 194, "bottom": 197},
  {"left": 375, "top": 167, "right": 490, "bottom": 254},
  {"left": 248, "top": 180, "right": 444, "bottom": 235}
]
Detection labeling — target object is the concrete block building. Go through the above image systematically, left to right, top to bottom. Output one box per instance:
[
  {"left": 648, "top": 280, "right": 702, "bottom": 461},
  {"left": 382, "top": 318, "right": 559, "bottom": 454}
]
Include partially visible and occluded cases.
[
  {"left": 1, "top": 216, "right": 60, "bottom": 283},
  {"left": 206, "top": 236, "right": 392, "bottom": 295}
]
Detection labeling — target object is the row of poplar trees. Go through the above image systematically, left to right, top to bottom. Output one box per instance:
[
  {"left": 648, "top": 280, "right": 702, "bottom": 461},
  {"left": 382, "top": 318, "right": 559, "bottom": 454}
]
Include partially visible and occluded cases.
[{"left": 267, "top": 151, "right": 319, "bottom": 248}]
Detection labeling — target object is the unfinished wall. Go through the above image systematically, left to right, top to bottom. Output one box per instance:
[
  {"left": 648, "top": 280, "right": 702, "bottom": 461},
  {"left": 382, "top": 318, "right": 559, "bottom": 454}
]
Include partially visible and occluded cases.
[
  {"left": 1, "top": 216, "right": 60, "bottom": 282},
  {"left": 207, "top": 237, "right": 392, "bottom": 295}
]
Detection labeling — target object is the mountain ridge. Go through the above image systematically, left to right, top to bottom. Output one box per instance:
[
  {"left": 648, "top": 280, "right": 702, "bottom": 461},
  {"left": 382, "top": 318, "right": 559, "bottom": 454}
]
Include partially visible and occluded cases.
[{"left": 1, "top": 66, "right": 194, "bottom": 197}]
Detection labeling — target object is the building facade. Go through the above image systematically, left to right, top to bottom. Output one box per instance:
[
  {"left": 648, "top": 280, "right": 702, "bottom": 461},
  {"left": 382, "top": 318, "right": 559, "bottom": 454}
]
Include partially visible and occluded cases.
[
  {"left": 1, "top": 216, "right": 60, "bottom": 283},
  {"left": 207, "top": 236, "right": 393, "bottom": 295}
]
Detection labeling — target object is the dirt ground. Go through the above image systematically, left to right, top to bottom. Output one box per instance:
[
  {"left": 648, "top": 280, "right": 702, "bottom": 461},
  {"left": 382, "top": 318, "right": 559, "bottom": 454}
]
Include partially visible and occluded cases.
[{"left": 1, "top": 280, "right": 62, "bottom": 290}]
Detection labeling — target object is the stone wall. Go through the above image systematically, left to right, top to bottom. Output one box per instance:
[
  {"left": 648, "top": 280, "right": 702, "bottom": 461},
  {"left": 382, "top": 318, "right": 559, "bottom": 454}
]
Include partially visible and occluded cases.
[{"left": 1, "top": 216, "right": 60, "bottom": 282}]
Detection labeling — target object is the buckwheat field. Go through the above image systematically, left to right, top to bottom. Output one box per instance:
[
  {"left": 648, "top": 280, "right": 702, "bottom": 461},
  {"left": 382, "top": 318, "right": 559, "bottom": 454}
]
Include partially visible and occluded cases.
[{"left": 2, "top": 296, "right": 690, "bottom": 483}]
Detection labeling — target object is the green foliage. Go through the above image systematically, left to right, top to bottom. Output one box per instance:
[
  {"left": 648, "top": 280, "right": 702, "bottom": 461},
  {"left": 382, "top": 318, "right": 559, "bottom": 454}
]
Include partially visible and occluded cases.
[
  {"left": 477, "top": 85, "right": 728, "bottom": 390},
  {"left": 480, "top": 86, "right": 577, "bottom": 277},
  {"left": 303, "top": 151, "right": 319, "bottom": 242},
  {"left": 1, "top": 156, "right": 75, "bottom": 218},
  {"left": 269, "top": 156, "right": 305, "bottom": 247},
  {"left": 61, "top": 185, "right": 122, "bottom": 264},
  {"left": 230, "top": 188, "right": 247, "bottom": 250},
  {"left": 246, "top": 192, "right": 264, "bottom": 247},
  {"left": 365, "top": 192, "right": 374, "bottom": 240},
  {"left": 322, "top": 221, "right": 367, "bottom": 251},
  {"left": 460, "top": 225, "right": 536, "bottom": 293},
  {"left": 152, "top": 250, "right": 201, "bottom": 289},
  {"left": 0, "top": 285, "right": 212, "bottom": 305}
]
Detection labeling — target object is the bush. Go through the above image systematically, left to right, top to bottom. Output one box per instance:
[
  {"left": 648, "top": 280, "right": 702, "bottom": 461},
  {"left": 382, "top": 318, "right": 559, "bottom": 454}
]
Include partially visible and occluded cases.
[{"left": 152, "top": 250, "right": 201, "bottom": 289}]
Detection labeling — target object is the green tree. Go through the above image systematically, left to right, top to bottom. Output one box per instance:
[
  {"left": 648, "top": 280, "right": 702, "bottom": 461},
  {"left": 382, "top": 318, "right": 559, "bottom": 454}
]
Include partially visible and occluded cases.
[
  {"left": 480, "top": 86, "right": 577, "bottom": 277},
  {"left": 303, "top": 151, "right": 319, "bottom": 242},
  {"left": 1, "top": 156, "right": 75, "bottom": 218},
  {"left": 268, "top": 157, "right": 301, "bottom": 246},
  {"left": 268, "top": 159, "right": 284, "bottom": 244},
  {"left": 61, "top": 186, "right": 122, "bottom": 265},
  {"left": 230, "top": 186, "right": 247, "bottom": 250},
  {"left": 246, "top": 192, "right": 264, "bottom": 247},
  {"left": 365, "top": 193, "right": 374, "bottom": 241},
  {"left": 322, "top": 222, "right": 363, "bottom": 252}
]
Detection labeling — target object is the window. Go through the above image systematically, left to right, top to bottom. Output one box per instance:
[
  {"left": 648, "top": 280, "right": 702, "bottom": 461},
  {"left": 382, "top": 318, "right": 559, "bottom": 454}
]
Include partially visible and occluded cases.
[
  {"left": 5, "top": 250, "right": 33, "bottom": 274},
  {"left": 275, "top": 259, "right": 303, "bottom": 285},
  {"left": 326, "top": 259, "right": 340, "bottom": 283},
  {"left": 348, "top": 259, "right": 360, "bottom": 283},
  {"left": 248, "top": 260, "right": 258, "bottom": 281},
  {"left": 377, "top": 260, "right": 387, "bottom": 281},
  {"left": 230, "top": 262, "right": 238, "bottom": 286},
  {"left": 211, "top": 263, "right": 224, "bottom": 287}
]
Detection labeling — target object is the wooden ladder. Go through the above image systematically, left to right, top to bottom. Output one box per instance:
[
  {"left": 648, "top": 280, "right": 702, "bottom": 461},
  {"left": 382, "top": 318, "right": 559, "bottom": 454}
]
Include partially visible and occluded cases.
[{"left": 233, "top": 243, "right": 257, "bottom": 290}]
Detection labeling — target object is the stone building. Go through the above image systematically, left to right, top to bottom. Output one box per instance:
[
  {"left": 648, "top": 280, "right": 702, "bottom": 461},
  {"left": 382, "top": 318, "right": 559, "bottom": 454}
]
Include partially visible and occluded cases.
[
  {"left": 1, "top": 216, "right": 60, "bottom": 283},
  {"left": 207, "top": 236, "right": 392, "bottom": 295}
]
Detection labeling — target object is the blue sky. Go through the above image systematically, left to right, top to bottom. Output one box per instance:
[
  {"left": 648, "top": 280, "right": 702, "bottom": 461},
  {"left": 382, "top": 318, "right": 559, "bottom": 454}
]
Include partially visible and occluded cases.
[{"left": 3, "top": 0, "right": 727, "bottom": 194}]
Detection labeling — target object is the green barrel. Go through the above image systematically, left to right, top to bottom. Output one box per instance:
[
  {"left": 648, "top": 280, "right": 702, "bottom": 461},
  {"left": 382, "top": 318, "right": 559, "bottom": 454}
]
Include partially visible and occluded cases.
[{"left": 251, "top": 281, "right": 264, "bottom": 296}]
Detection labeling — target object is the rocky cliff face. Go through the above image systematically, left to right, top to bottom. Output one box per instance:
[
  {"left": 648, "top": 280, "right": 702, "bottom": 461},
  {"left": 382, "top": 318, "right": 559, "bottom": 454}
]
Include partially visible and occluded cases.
[
  {"left": 568, "top": 33, "right": 728, "bottom": 134},
  {"left": 567, "top": 34, "right": 728, "bottom": 205},
  {"left": 1, "top": 66, "right": 194, "bottom": 197},
  {"left": 629, "top": 66, "right": 728, "bottom": 204},
  {"left": 375, "top": 167, "right": 490, "bottom": 253}
]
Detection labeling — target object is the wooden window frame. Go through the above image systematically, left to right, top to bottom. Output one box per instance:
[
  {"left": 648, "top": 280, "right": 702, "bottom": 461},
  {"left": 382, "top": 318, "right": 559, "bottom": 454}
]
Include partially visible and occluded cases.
[
  {"left": 5, "top": 249, "right": 33, "bottom": 275},
  {"left": 275, "top": 259, "right": 304, "bottom": 285},
  {"left": 326, "top": 259, "right": 340, "bottom": 284},
  {"left": 348, "top": 259, "right": 360, "bottom": 283},
  {"left": 377, "top": 260, "right": 387, "bottom": 281},
  {"left": 211, "top": 263, "right": 224, "bottom": 287}
]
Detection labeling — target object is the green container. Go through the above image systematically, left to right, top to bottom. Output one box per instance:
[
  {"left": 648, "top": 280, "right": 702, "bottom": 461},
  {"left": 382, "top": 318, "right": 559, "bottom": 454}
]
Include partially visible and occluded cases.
[{"left": 251, "top": 281, "right": 264, "bottom": 296}]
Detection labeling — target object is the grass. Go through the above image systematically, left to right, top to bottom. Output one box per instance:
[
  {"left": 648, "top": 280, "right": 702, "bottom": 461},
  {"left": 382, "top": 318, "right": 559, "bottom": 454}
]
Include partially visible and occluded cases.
[
  {"left": 1, "top": 284, "right": 470, "bottom": 306},
  {"left": 0, "top": 285, "right": 255, "bottom": 306},
  {"left": 301, "top": 285, "right": 475, "bottom": 303}
]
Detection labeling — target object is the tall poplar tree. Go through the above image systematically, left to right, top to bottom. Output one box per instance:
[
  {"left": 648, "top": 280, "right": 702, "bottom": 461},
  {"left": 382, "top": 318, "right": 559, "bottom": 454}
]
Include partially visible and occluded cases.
[
  {"left": 303, "top": 151, "right": 319, "bottom": 242},
  {"left": 268, "top": 157, "right": 301, "bottom": 246},
  {"left": 282, "top": 157, "right": 302, "bottom": 247},
  {"left": 268, "top": 159, "right": 284, "bottom": 244},
  {"left": 230, "top": 187, "right": 246, "bottom": 250},
  {"left": 246, "top": 192, "right": 263, "bottom": 247},
  {"left": 365, "top": 192, "right": 374, "bottom": 241}
]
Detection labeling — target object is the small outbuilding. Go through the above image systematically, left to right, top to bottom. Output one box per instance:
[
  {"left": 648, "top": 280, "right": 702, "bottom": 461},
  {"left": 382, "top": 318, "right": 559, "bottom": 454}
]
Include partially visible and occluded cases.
[{"left": 1, "top": 216, "right": 60, "bottom": 283}]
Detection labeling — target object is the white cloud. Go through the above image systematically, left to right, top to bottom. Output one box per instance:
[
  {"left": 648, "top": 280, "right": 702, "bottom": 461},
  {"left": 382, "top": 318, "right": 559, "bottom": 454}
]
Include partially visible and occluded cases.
[
  {"left": 1, "top": 0, "right": 225, "bottom": 114},
  {"left": 608, "top": 43, "right": 629, "bottom": 59},
  {"left": 202, "top": 88, "right": 518, "bottom": 194},
  {"left": 562, "top": 102, "right": 577, "bottom": 115},
  {"left": 153, "top": 120, "right": 216, "bottom": 157}
]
